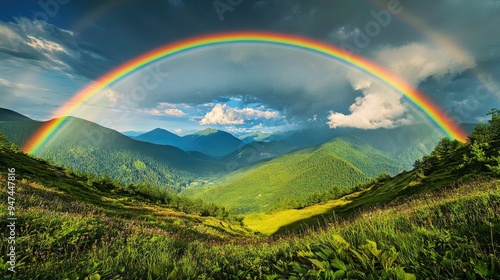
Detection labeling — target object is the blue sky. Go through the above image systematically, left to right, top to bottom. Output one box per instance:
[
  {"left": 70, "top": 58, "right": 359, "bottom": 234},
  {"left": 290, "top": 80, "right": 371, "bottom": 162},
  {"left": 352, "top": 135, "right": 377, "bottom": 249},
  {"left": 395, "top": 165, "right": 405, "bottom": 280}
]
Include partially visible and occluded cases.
[{"left": 0, "top": 0, "right": 499, "bottom": 135}]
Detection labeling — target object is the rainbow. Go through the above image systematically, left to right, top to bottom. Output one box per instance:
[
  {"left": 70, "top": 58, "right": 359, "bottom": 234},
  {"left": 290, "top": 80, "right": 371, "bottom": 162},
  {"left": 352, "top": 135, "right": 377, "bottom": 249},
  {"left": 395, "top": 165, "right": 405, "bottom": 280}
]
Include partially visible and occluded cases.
[{"left": 22, "top": 31, "right": 468, "bottom": 154}]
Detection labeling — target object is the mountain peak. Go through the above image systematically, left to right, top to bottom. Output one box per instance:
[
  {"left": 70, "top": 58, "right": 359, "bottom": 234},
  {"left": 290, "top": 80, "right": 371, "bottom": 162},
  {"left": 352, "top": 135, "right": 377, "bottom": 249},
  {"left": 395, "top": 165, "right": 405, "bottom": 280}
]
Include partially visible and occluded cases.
[{"left": 151, "top": 127, "right": 168, "bottom": 132}]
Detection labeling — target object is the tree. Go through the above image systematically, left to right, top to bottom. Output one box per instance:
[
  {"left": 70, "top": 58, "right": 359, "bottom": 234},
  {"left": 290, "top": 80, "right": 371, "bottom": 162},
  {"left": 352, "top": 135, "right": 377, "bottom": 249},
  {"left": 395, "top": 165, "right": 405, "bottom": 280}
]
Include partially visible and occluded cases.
[
  {"left": 487, "top": 108, "right": 500, "bottom": 146},
  {"left": 468, "top": 123, "right": 491, "bottom": 145},
  {"left": 0, "top": 132, "right": 9, "bottom": 148},
  {"left": 434, "top": 138, "right": 452, "bottom": 157},
  {"left": 486, "top": 153, "right": 500, "bottom": 175}
]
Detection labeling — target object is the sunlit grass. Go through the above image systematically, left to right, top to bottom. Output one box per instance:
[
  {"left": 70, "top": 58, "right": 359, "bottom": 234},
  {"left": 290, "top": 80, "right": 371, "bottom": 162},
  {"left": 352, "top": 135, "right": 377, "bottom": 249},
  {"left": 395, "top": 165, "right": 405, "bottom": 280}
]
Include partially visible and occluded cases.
[{"left": 243, "top": 190, "right": 366, "bottom": 235}]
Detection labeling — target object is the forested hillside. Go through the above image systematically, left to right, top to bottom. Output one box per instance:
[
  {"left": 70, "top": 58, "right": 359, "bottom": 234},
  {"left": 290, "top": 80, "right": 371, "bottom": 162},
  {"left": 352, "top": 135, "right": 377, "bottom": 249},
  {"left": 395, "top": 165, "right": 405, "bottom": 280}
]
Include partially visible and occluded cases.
[
  {"left": 247, "top": 109, "right": 500, "bottom": 235},
  {"left": 0, "top": 112, "right": 226, "bottom": 191},
  {"left": 182, "top": 137, "right": 402, "bottom": 213}
]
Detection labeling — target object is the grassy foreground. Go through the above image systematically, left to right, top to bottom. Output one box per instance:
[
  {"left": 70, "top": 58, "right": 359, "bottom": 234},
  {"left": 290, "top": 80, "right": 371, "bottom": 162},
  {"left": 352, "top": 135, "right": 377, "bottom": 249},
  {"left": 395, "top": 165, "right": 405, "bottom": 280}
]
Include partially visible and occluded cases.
[
  {"left": 0, "top": 144, "right": 499, "bottom": 279},
  {"left": 1, "top": 172, "right": 499, "bottom": 279}
]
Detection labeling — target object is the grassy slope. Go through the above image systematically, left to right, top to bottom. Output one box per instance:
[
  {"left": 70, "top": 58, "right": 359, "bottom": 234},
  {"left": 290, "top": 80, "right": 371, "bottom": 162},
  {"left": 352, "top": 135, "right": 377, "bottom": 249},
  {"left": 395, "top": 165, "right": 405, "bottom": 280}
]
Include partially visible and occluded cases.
[
  {"left": 183, "top": 138, "right": 402, "bottom": 213},
  {"left": 243, "top": 140, "right": 483, "bottom": 235},
  {"left": 0, "top": 143, "right": 252, "bottom": 278},
  {"left": 183, "top": 147, "right": 369, "bottom": 213}
]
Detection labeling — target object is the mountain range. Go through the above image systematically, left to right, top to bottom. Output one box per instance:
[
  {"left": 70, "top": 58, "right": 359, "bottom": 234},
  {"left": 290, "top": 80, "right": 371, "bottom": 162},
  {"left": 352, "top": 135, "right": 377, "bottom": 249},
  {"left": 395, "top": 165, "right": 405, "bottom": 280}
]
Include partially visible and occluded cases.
[
  {"left": 0, "top": 107, "right": 478, "bottom": 199},
  {"left": 0, "top": 109, "right": 227, "bottom": 191},
  {"left": 134, "top": 127, "right": 245, "bottom": 157},
  {"left": 181, "top": 132, "right": 422, "bottom": 213}
]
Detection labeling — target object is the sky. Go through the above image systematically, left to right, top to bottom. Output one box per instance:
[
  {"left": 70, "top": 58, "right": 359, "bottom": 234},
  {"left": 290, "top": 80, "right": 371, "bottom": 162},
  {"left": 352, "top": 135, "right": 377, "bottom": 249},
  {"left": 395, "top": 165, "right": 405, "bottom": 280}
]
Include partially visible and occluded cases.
[{"left": 0, "top": 0, "right": 499, "bottom": 135}]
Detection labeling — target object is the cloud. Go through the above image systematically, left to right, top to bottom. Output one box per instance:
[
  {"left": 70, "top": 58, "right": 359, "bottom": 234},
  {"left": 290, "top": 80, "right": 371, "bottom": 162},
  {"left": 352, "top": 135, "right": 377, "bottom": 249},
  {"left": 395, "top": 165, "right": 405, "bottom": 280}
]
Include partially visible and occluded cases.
[
  {"left": 168, "top": 0, "right": 184, "bottom": 7},
  {"left": 0, "top": 17, "right": 107, "bottom": 79},
  {"left": 327, "top": 43, "right": 476, "bottom": 129},
  {"left": 375, "top": 43, "right": 475, "bottom": 84},
  {"left": 110, "top": 44, "right": 354, "bottom": 126},
  {"left": 0, "top": 77, "right": 49, "bottom": 91},
  {"left": 327, "top": 88, "right": 414, "bottom": 129},
  {"left": 138, "top": 102, "right": 191, "bottom": 117},
  {"left": 199, "top": 104, "right": 280, "bottom": 125},
  {"left": 163, "top": 108, "right": 186, "bottom": 117}
]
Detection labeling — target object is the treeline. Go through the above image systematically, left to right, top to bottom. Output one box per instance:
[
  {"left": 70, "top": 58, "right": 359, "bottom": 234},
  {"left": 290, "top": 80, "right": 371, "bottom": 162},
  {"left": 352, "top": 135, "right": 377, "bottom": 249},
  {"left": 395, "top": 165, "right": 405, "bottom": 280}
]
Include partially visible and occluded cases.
[
  {"left": 413, "top": 108, "right": 500, "bottom": 178},
  {"left": 41, "top": 145, "right": 201, "bottom": 192},
  {"left": 87, "top": 173, "right": 235, "bottom": 221},
  {"left": 97, "top": 177, "right": 236, "bottom": 221}
]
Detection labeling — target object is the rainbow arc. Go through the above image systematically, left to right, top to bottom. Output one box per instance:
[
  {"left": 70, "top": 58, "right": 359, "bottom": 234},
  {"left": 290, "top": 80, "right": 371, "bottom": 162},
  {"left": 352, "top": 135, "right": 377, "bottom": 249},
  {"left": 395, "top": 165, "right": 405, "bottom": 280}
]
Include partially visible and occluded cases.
[{"left": 23, "top": 31, "right": 468, "bottom": 154}]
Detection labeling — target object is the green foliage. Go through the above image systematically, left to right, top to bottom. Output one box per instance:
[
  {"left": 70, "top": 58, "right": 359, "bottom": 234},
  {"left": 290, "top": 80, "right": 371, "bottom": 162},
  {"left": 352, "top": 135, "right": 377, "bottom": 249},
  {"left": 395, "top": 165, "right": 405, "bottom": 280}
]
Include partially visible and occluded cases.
[
  {"left": 460, "top": 109, "right": 500, "bottom": 174},
  {"left": 0, "top": 133, "right": 233, "bottom": 220},
  {"left": 282, "top": 236, "right": 415, "bottom": 279}
]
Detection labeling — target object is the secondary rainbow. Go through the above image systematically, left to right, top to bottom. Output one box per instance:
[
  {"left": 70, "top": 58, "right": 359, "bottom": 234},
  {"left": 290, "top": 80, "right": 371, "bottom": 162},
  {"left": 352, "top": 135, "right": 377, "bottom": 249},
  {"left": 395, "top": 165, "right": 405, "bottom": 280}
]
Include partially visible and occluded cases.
[{"left": 22, "top": 31, "right": 468, "bottom": 154}]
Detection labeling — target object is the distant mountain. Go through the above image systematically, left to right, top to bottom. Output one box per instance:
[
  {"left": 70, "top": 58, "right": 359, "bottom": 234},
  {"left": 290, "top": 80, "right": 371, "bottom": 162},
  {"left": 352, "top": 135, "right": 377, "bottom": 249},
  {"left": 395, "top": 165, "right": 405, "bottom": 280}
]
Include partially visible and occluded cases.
[
  {"left": 0, "top": 108, "right": 33, "bottom": 121},
  {"left": 0, "top": 110, "right": 226, "bottom": 190},
  {"left": 338, "top": 124, "right": 446, "bottom": 170},
  {"left": 284, "top": 126, "right": 355, "bottom": 149},
  {"left": 135, "top": 127, "right": 245, "bottom": 157},
  {"left": 134, "top": 128, "right": 182, "bottom": 146},
  {"left": 181, "top": 128, "right": 245, "bottom": 157},
  {"left": 121, "top": 130, "right": 147, "bottom": 137},
  {"left": 221, "top": 140, "right": 297, "bottom": 169}
]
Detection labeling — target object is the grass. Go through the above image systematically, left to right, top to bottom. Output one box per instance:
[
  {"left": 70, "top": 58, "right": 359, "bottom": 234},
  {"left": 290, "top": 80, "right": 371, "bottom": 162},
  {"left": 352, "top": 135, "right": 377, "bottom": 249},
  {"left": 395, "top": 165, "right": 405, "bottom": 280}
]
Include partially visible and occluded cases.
[{"left": 243, "top": 189, "right": 367, "bottom": 235}]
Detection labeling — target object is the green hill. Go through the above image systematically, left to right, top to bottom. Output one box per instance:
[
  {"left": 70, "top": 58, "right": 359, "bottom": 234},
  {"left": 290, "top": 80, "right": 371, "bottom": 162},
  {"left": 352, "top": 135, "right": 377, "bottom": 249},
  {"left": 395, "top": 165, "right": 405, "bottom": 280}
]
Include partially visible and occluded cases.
[
  {"left": 0, "top": 108, "right": 32, "bottom": 121},
  {"left": 0, "top": 112, "right": 227, "bottom": 191},
  {"left": 243, "top": 112, "right": 500, "bottom": 235},
  {"left": 134, "top": 127, "right": 182, "bottom": 146},
  {"left": 0, "top": 134, "right": 254, "bottom": 279},
  {"left": 182, "top": 137, "right": 402, "bottom": 213}
]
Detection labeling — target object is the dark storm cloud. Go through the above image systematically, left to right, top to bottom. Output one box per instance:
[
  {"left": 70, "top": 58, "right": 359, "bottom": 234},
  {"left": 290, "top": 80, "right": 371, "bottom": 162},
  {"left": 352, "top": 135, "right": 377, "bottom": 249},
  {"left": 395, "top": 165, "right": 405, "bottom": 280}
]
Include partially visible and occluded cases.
[{"left": 0, "top": 17, "right": 109, "bottom": 80}]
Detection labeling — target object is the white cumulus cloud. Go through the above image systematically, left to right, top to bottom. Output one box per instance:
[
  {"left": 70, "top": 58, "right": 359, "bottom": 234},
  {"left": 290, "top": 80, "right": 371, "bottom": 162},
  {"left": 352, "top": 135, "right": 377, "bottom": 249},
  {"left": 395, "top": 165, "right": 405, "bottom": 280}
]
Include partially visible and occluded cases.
[
  {"left": 327, "top": 43, "right": 476, "bottom": 129},
  {"left": 140, "top": 102, "right": 188, "bottom": 117},
  {"left": 199, "top": 104, "right": 280, "bottom": 125}
]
